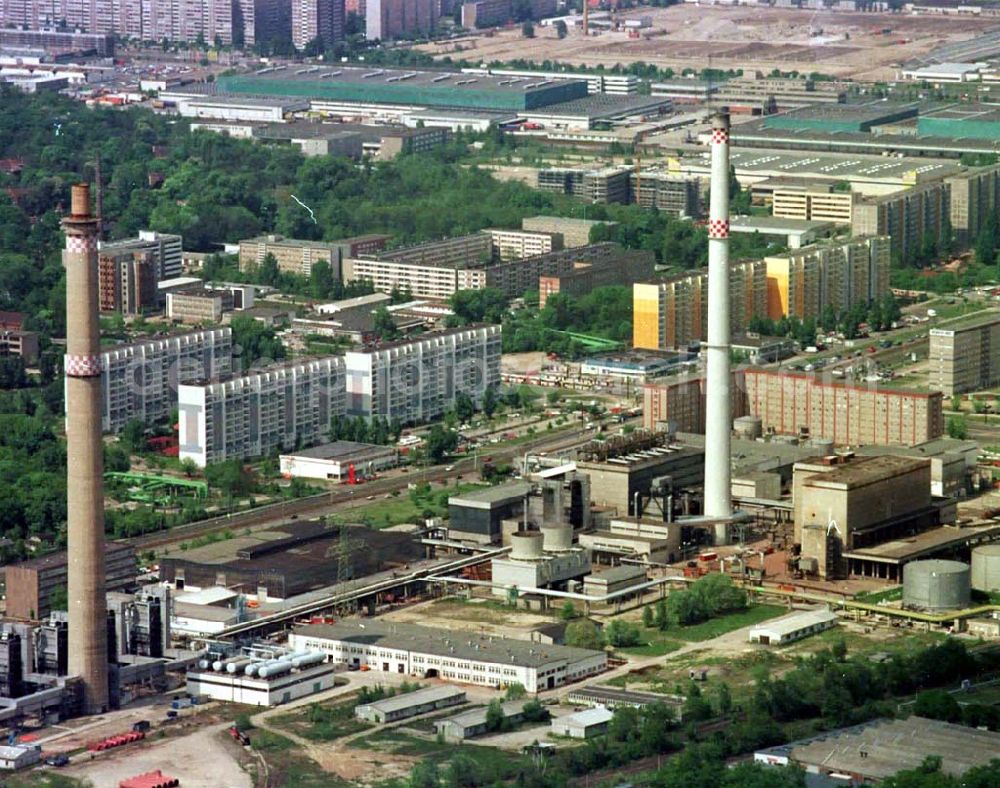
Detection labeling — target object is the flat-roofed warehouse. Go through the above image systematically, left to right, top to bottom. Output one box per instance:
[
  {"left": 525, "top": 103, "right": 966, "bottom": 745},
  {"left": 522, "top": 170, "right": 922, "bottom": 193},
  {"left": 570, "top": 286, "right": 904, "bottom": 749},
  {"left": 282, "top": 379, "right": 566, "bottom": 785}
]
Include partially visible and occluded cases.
[
  {"left": 213, "top": 66, "right": 589, "bottom": 113},
  {"left": 762, "top": 101, "right": 920, "bottom": 134},
  {"left": 159, "top": 521, "right": 422, "bottom": 599},
  {"left": 288, "top": 619, "right": 607, "bottom": 693},
  {"left": 755, "top": 717, "right": 1000, "bottom": 782}
]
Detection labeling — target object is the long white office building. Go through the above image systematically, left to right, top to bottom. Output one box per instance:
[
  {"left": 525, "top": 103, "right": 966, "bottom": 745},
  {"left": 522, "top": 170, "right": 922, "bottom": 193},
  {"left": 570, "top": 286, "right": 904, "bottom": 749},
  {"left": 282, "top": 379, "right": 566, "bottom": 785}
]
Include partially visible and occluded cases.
[
  {"left": 99, "top": 230, "right": 183, "bottom": 280},
  {"left": 345, "top": 325, "right": 501, "bottom": 423},
  {"left": 96, "top": 328, "right": 233, "bottom": 433},
  {"left": 177, "top": 356, "right": 346, "bottom": 467}
]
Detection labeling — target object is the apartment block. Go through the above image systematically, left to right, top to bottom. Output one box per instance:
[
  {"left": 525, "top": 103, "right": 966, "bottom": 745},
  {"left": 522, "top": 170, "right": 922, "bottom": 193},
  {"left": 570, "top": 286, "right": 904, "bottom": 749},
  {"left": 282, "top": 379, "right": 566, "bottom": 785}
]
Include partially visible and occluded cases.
[
  {"left": 291, "top": 0, "right": 344, "bottom": 49},
  {"left": 365, "top": 0, "right": 437, "bottom": 39},
  {"left": 0, "top": 28, "right": 114, "bottom": 55},
  {"left": 378, "top": 127, "right": 449, "bottom": 159},
  {"left": 945, "top": 165, "right": 1000, "bottom": 248},
  {"left": 537, "top": 167, "right": 631, "bottom": 205},
  {"left": 630, "top": 173, "right": 701, "bottom": 218},
  {"left": 851, "top": 182, "right": 950, "bottom": 263},
  {"left": 771, "top": 186, "right": 855, "bottom": 225},
  {"left": 522, "top": 216, "right": 617, "bottom": 248},
  {"left": 487, "top": 229, "right": 562, "bottom": 261},
  {"left": 99, "top": 230, "right": 182, "bottom": 281},
  {"left": 238, "top": 233, "right": 388, "bottom": 277},
  {"left": 764, "top": 235, "right": 891, "bottom": 321},
  {"left": 538, "top": 247, "right": 655, "bottom": 308},
  {"left": 98, "top": 249, "right": 158, "bottom": 315},
  {"left": 632, "top": 260, "right": 767, "bottom": 351},
  {"left": 166, "top": 288, "right": 235, "bottom": 323},
  {"left": 928, "top": 311, "right": 1000, "bottom": 395},
  {"left": 345, "top": 325, "right": 501, "bottom": 423},
  {"left": 98, "top": 328, "right": 233, "bottom": 434},
  {"left": 0, "top": 331, "right": 39, "bottom": 363},
  {"left": 178, "top": 356, "right": 346, "bottom": 467},
  {"left": 743, "top": 368, "right": 943, "bottom": 447},
  {"left": 643, "top": 373, "right": 747, "bottom": 434}
]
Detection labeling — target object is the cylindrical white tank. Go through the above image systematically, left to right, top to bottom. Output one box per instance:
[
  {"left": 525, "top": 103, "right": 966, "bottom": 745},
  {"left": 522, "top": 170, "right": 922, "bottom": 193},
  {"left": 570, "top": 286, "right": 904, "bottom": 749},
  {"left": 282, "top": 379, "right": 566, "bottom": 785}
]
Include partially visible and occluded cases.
[
  {"left": 541, "top": 525, "right": 573, "bottom": 552},
  {"left": 510, "top": 532, "right": 544, "bottom": 560},
  {"left": 971, "top": 544, "right": 1000, "bottom": 593},
  {"left": 903, "top": 559, "right": 971, "bottom": 611},
  {"left": 292, "top": 651, "right": 326, "bottom": 669},
  {"left": 225, "top": 658, "right": 253, "bottom": 674},
  {"left": 197, "top": 659, "right": 211, "bottom": 670},
  {"left": 212, "top": 660, "right": 225, "bottom": 672},
  {"left": 258, "top": 660, "right": 293, "bottom": 679}
]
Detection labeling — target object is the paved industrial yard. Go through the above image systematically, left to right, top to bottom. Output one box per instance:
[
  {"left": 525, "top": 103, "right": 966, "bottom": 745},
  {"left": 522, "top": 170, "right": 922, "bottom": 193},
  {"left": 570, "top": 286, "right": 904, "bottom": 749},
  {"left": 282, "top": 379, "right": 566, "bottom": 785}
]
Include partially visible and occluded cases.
[{"left": 419, "top": 5, "right": 993, "bottom": 81}]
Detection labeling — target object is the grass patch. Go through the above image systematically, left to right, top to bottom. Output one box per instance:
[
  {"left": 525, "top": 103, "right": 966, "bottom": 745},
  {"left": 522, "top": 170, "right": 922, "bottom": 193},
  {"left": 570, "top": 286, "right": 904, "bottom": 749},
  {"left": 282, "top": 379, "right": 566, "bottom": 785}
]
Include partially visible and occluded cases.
[
  {"left": 331, "top": 482, "right": 485, "bottom": 529},
  {"left": 854, "top": 586, "right": 903, "bottom": 604},
  {"left": 672, "top": 605, "right": 786, "bottom": 642},
  {"left": 618, "top": 635, "right": 683, "bottom": 657},
  {"left": 272, "top": 699, "right": 372, "bottom": 742},
  {"left": 252, "top": 729, "right": 351, "bottom": 787},
  {"left": 351, "top": 730, "right": 531, "bottom": 777},
  {"left": 5, "top": 776, "right": 87, "bottom": 788}
]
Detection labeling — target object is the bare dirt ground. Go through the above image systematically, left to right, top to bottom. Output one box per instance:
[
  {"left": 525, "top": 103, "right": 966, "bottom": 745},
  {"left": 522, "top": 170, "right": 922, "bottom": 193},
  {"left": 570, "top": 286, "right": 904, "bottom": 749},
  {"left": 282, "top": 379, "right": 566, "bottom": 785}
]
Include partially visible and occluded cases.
[{"left": 417, "top": 5, "right": 996, "bottom": 81}]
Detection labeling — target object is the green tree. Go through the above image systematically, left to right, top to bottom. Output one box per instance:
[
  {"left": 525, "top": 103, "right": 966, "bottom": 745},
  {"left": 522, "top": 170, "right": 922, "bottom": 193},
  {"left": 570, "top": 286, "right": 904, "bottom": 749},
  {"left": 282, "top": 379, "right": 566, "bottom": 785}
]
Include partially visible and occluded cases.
[
  {"left": 555, "top": 19, "right": 567, "bottom": 38},
  {"left": 521, "top": 20, "right": 535, "bottom": 37},
  {"left": 258, "top": 252, "right": 280, "bottom": 287},
  {"left": 309, "top": 260, "right": 335, "bottom": 298},
  {"left": 372, "top": 307, "right": 399, "bottom": 341},
  {"left": 231, "top": 314, "right": 286, "bottom": 367},
  {"left": 481, "top": 385, "right": 499, "bottom": 419},
  {"left": 454, "top": 392, "right": 475, "bottom": 423},
  {"left": 946, "top": 414, "right": 968, "bottom": 440},
  {"left": 120, "top": 418, "right": 147, "bottom": 454},
  {"left": 425, "top": 424, "right": 458, "bottom": 463},
  {"left": 204, "top": 459, "right": 255, "bottom": 498},
  {"left": 48, "top": 584, "right": 68, "bottom": 611},
  {"left": 560, "top": 600, "right": 578, "bottom": 620},
  {"left": 642, "top": 604, "right": 654, "bottom": 628},
  {"left": 565, "top": 619, "right": 603, "bottom": 650},
  {"left": 605, "top": 619, "right": 642, "bottom": 647},
  {"left": 504, "top": 682, "right": 526, "bottom": 700},
  {"left": 714, "top": 682, "right": 733, "bottom": 716},
  {"left": 913, "top": 689, "right": 962, "bottom": 723},
  {"left": 485, "top": 697, "right": 507, "bottom": 732},
  {"left": 521, "top": 698, "right": 548, "bottom": 722},
  {"left": 409, "top": 758, "right": 441, "bottom": 788}
]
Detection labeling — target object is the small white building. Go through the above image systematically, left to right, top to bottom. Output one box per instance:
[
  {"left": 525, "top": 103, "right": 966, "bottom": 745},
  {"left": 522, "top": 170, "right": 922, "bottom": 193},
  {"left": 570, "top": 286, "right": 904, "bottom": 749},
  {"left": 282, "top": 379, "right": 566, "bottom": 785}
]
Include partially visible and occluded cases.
[
  {"left": 279, "top": 441, "right": 399, "bottom": 482},
  {"left": 748, "top": 608, "right": 839, "bottom": 646},
  {"left": 186, "top": 661, "right": 338, "bottom": 707},
  {"left": 355, "top": 685, "right": 466, "bottom": 723},
  {"left": 550, "top": 706, "right": 614, "bottom": 739},
  {"left": 0, "top": 744, "right": 41, "bottom": 770}
]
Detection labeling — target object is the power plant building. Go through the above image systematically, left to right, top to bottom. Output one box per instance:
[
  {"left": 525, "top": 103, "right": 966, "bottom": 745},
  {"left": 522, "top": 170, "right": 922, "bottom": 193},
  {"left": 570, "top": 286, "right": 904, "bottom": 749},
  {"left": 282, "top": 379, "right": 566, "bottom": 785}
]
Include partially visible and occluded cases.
[
  {"left": 764, "top": 235, "right": 891, "bottom": 321},
  {"left": 928, "top": 311, "right": 1000, "bottom": 395},
  {"left": 344, "top": 324, "right": 501, "bottom": 423},
  {"left": 98, "top": 327, "right": 233, "bottom": 434},
  {"left": 177, "top": 355, "right": 346, "bottom": 466},
  {"left": 743, "top": 369, "right": 944, "bottom": 447}
]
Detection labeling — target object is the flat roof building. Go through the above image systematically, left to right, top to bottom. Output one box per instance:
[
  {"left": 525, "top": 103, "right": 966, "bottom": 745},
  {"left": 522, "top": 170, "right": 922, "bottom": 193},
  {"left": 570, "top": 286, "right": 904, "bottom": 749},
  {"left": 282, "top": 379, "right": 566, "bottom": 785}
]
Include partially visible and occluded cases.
[
  {"left": 521, "top": 216, "right": 617, "bottom": 248},
  {"left": 238, "top": 233, "right": 389, "bottom": 277},
  {"left": 928, "top": 310, "right": 1000, "bottom": 395},
  {"left": 279, "top": 441, "right": 398, "bottom": 482},
  {"left": 448, "top": 482, "right": 531, "bottom": 545},
  {"left": 289, "top": 620, "right": 607, "bottom": 693},
  {"left": 186, "top": 661, "right": 338, "bottom": 707},
  {"left": 550, "top": 706, "right": 614, "bottom": 739},
  {"left": 755, "top": 717, "right": 1000, "bottom": 782}
]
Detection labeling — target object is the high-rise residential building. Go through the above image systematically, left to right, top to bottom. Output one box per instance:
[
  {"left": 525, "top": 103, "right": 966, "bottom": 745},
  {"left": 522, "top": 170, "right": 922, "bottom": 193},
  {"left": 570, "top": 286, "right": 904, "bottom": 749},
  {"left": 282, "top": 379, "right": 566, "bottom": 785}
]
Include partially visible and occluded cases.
[
  {"left": 291, "top": 0, "right": 344, "bottom": 49},
  {"left": 365, "top": 0, "right": 438, "bottom": 39},
  {"left": 945, "top": 165, "right": 1000, "bottom": 249},
  {"left": 537, "top": 167, "right": 631, "bottom": 205},
  {"left": 630, "top": 173, "right": 701, "bottom": 219},
  {"left": 851, "top": 182, "right": 950, "bottom": 263},
  {"left": 771, "top": 185, "right": 855, "bottom": 225},
  {"left": 522, "top": 216, "right": 617, "bottom": 248},
  {"left": 486, "top": 229, "right": 562, "bottom": 261},
  {"left": 99, "top": 231, "right": 183, "bottom": 281},
  {"left": 764, "top": 235, "right": 891, "bottom": 321},
  {"left": 98, "top": 248, "right": 158, "bottom": 315},
  {"left": 632, "top": 260, "right": 767, "bottom": 351},
  {"left": 928, "top": 311, "right": 1000, "bottom": 396},
  {"left": 345, "top": 325, "right": 501, "bottom": 423},
  {"left": 97, "top": 328, "right": 233, "bottom": 433},
  {"left": 178, "top": 356, "right": 347, "bottom": 466},
  {"left": 742, "top": 369, "right": 943, "bottom": 447},
  {"left": 642, "top": 373, "right": 747, "bottom": 434}
]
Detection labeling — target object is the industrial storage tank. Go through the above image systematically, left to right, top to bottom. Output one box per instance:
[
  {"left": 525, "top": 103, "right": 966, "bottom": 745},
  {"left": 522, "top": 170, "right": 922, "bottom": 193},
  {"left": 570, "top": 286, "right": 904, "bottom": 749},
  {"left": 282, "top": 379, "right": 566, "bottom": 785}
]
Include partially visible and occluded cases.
[
  {"left": 541, "top": 525, "right": 573, "bottom": 552},
  {"left": 510, "top": 532, "right": 544, "bottom": 560},
  {"left": 971, "top": 544, "right": 1000, "bottom": 593},
  {"left": 903, "top": 559, "right": 971, "bottom": 611}
]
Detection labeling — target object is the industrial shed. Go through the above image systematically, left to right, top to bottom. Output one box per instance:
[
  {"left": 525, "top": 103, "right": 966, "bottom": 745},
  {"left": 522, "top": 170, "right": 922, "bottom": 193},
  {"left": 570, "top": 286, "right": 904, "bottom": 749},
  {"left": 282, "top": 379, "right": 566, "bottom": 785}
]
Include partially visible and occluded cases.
[
  {"left": 748, "top": 608, "right": 838, "bottom": 646},
  {"left": 354, "top": 685, "right": 466, "bottom": 723},
  {"left": 434, "top": 700, "right": 530, "bottom": 741},
  {"left": 550, "top": 706, "right": 614, "bottom": 739}
]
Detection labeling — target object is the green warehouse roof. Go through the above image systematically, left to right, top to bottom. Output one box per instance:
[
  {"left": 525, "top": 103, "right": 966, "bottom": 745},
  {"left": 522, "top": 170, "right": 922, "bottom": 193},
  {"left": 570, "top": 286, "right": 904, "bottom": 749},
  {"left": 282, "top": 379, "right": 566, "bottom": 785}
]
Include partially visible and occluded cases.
[
  {"left": 215, "top": 65, "right": 589, "bottom": 112},
  {"left": 764, "top": 101, "right": 920, "bottom": 134},
  {"left": 918, "top": 105, "right": 1000, "bottom": 141}
]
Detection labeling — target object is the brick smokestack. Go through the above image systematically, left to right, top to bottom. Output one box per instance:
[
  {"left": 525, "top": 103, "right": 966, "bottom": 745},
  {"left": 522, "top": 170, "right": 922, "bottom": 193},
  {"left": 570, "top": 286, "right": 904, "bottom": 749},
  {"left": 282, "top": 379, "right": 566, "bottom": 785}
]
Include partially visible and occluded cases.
[
  {"left": 704, "top": 111, "right": 732, "bottom": 536},
  {"left": 62, "top": 183, "right": 109, "bottom": 714}
]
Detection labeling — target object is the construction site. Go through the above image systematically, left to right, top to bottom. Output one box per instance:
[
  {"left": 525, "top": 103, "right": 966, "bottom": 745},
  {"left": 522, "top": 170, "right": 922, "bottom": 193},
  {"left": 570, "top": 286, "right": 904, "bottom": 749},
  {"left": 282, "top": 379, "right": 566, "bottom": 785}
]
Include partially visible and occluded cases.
[{"left": 419, "top": 4, "right": 994, "bottom": 81}]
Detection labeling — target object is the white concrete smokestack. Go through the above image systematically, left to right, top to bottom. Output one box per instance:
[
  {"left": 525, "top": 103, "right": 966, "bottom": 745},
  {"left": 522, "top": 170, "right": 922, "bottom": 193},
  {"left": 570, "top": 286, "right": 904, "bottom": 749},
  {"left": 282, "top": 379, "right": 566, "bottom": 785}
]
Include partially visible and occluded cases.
[{"left": 704, "top": 111, "right": 732, "bottom": 527}]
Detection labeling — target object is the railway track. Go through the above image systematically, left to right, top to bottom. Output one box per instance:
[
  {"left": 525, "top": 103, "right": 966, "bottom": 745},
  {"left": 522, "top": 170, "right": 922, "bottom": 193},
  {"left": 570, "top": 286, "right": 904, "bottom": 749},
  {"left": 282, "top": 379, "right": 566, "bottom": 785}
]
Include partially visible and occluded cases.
[{"left": 130, "top": 427, "right": 591, "bottom": 552}]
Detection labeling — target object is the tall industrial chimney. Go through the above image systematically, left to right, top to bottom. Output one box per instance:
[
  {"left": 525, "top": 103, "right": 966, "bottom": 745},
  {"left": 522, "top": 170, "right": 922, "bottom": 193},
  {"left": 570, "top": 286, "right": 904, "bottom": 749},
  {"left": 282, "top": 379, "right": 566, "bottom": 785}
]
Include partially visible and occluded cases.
[
  {"left": 703, "top": 111, "right": 732, "bottom": 534},
  {"left": 63, "top": 183, "right": 109, "bottom": 714}
]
